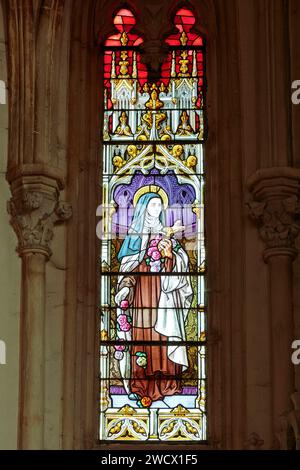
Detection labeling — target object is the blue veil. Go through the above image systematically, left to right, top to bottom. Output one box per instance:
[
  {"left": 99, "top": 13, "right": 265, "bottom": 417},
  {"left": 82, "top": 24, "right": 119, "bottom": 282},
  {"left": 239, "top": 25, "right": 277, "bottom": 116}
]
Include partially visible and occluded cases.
[{"left": 118, "top": 192, "right": 165, "bottom": 262}]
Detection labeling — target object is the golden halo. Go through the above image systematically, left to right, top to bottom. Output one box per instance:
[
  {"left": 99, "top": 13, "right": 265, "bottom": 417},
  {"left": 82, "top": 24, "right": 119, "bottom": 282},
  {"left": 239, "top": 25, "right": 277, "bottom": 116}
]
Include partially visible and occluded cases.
[{"left": 133, "top": 185, "right": 169, "bottom": 209}]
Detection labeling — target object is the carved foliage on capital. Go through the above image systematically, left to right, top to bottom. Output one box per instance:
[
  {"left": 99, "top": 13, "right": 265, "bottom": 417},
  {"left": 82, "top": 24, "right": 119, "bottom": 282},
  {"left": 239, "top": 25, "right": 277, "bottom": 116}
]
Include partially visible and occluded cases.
[
  {"left": 8, "top": 190, "right": 72, "bottom": 258},
  {"left": 247, "top": 195, "right": 300, "bottom": 251},
  {"left": 244, "top": 432, "right": 264, "bottom": 450}
]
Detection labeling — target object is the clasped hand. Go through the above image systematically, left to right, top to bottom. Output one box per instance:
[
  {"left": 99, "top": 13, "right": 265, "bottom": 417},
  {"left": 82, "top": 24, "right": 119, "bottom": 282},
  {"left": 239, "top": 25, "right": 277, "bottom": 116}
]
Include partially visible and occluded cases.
[{"left": 115, "top": 286, "right": 129, "bottom": 307}]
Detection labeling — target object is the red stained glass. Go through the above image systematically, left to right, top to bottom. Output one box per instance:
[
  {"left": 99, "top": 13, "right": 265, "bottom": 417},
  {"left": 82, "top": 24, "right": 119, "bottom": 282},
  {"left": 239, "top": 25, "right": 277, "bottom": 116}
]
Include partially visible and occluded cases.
[
  {"left": 103, "top": 7, "right": 204, "bottom": 120},
  {"left": 114, "top": 8, "right": 136, "bottom": 33},
  {"left": 165, "top": 8, "right": 203, "bottom": 46},
  {"left": 174, "top": 8, "right": 196, "bottom": 25},
  {"left": 176, "top": 8, "right": 195, "bottom": 16},
  {"left": 103, "top": 9, "right": 146, "bottom": 89},
  {"left": 105, "top": 9, "right": 143, "bottom": 47},
  {"left": 105, "top": 32, "right": 143, "bottom": 47},
  {"left": 105, "top": 37, "right": 121, "bottom": 47},
  {"left": 134, "top": 37, "right": 143, "bottom": 46},
  {"left": 193, "top": 37, "right": 203, "bottom": 46},
  {"left": 160, "top": 53, "right": 173, "bottom": 85}
]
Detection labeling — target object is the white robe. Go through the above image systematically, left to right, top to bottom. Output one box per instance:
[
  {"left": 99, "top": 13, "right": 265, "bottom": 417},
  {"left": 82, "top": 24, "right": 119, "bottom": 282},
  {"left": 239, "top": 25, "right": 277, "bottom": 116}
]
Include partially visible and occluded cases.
[{"left": 155, "top": 247, "right": 193, "bottom": 370}]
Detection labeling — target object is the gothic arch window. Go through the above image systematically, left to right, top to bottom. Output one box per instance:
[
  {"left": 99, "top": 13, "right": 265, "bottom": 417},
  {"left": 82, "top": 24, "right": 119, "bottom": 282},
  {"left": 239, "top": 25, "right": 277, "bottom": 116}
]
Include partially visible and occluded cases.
[{"left": 99, "top": 5, "right": 207, "bottom": 442}]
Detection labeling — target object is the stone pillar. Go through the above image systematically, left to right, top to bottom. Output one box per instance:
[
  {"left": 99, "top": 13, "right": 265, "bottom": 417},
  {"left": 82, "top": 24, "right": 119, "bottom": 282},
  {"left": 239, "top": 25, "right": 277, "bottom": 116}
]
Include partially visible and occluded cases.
[
  {"left": 247, "top": 167, "right": 300, "bottom": 447},
  {"left": 7, "top": 175, "right": 72, "bottom": 449},
  {"left": 276, "top": 392, "right": 300, "bottom": 450}
]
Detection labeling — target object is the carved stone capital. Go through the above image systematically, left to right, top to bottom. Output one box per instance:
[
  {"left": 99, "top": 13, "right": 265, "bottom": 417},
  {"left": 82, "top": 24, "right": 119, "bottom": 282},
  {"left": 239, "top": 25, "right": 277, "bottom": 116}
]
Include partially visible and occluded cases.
[
  {"left": 246, "top": 167, "right": 300, "bottom": 260},
  {"left": 7, "top": 176, "right": 72, "bottom": 258},
  {"left": 247, "top": 196, "right": 300, "bottom": 258},
  {"left": 244, "top": 432, "right": 264, "bottom": 450}
]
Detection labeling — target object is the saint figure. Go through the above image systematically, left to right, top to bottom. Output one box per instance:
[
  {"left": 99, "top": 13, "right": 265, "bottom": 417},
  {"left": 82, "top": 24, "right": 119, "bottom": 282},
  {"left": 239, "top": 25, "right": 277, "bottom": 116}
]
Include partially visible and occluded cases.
[{"left": 114, "top": 187, "right": 193, "bottom": 407}]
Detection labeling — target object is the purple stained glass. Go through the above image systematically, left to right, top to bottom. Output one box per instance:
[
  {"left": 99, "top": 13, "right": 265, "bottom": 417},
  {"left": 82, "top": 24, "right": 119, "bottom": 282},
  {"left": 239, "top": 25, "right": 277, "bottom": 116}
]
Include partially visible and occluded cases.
[{"left": 112, "top": 170, "right": 197, "bottom": 239}]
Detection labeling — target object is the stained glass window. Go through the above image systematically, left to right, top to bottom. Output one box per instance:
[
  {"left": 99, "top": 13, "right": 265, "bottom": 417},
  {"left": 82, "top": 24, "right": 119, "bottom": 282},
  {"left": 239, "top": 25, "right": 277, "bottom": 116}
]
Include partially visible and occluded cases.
[{"left": 99, "top": 7, "right": 207, "bottom": 442}]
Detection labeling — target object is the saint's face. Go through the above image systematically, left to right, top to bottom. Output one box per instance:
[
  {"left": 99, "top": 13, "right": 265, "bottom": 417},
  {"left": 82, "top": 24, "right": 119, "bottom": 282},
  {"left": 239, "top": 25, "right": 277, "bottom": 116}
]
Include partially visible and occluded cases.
[{"left": 146, "top": 197, "right": 162, "bottom": 218}]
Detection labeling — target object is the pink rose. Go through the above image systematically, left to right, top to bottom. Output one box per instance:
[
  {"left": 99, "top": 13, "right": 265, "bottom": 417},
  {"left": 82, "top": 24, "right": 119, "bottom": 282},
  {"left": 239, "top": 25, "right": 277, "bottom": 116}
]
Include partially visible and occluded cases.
[
  {"left": 150, "top": 235, "right": 162, "bottom": 247},
  {"left": 147, "top": 247, "right": 157, "bottom": 257},
  {"left": 151, "top": 250, "right": 161, "bottom": 261},
  {"left": 120, "top": 300, "right": 129, "bottom": 310},
  {"left": 117, "top": 314, "right": 131, "bottom": 332},
  {"left": 118, "top": 314, "right": 127, "bottom": 325},
  {"left": 121, "top": 324, "right": 131, "bottom": 332},
  {"left": 114, "top": 340, "right": 126, "bottom": 352},
  {"left": 114, "top": 344, "right": 126, "bottom": 351}
]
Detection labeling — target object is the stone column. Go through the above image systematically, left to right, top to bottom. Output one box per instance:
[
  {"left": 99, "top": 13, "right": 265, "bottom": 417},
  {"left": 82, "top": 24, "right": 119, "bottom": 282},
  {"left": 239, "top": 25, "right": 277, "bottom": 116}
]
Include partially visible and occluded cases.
[
  {"left": 247, "top": 167, "right": 300, "bottom": 446},
  {"left": 7, "top": 175, "right": 72, "bottom": 450},
  {"left": 277, "top": 391, "right": 300, "bottom": 450}
]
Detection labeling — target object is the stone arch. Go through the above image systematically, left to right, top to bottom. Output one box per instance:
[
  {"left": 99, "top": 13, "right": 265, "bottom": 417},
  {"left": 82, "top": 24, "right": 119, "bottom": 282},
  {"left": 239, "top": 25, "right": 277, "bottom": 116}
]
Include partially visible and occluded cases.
[{"left": 64, "top": 0, "right": 245, "bottom": 450}]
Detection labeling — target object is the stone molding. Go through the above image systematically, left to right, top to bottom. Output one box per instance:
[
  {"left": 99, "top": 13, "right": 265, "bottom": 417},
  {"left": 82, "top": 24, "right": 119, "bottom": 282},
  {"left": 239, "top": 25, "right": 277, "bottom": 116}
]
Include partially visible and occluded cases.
[{"left": 6, "top": 163, "right": 66, "bottom": 190}]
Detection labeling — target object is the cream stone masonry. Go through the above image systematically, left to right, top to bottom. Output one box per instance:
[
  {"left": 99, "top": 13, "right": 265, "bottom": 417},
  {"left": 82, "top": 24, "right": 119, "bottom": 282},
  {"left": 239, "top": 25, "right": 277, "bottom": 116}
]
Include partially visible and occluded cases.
[
  {"left": 2, "top": 0, "right": 72, "bottom": 450},
  {"left": 7, "top": 175, "right": 72, "bottom": 449}
]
